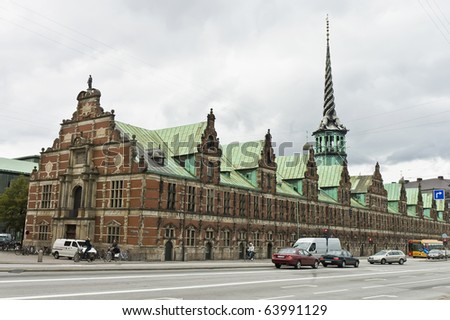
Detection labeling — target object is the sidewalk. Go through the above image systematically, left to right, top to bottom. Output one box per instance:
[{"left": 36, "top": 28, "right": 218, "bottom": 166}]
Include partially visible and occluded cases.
[{"left": 0, "top": 251, "right": 272, "bottom": 272}]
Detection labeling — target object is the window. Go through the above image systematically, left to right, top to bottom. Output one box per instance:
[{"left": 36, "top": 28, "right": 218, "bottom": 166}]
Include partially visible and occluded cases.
[
  {"left": 207, "top": 162, "right": 214, "bottom": 177},
  {"left": 110, "top": 180, "right": 123, "bottom": 208},
  {"left": 167, "top": 183, "right": 176, "bottom": 210},
  {"left": 41, "top": 185, "right": 52, "bottom": 209},
  {"left": 187, "top": 186, "right": 196, "bottom": 212},
  {"left": 207, "top": 189, "right": 214, "bottom": 213},
  {"left": 224, "top": 192, "right": 231, "bottom": 215},
  {"left": 239, "top": 194, "right": 246, "bottom": 217},
  {"left": 253, "top": 196, "right": 259, "bottom": 218},
  {"left": 267, "top": 198, "right": 272, "bottom": 219},
  {"left": 38, "top": 223, "right": 50, "bottom": 240},
  {"left": 107, "top": 225, "right": 120, "bottom": 243},
  {"left": 165, "top": 226, "right": 175, "bottom": 238},
  {"left": 186, "top": 227, "right": 196, "bottom": 246},
  {"left": 205, "top": 229, "right": 214, "bottom": 240},
  {"left": 223, "top": 230, "right": 231, "bottom": 246},
  {"left": 253, "top": 231, "right": 260, "bottom": 247},
  {"left": 278, "top": 233, "right": 286, "bottom": 248}
]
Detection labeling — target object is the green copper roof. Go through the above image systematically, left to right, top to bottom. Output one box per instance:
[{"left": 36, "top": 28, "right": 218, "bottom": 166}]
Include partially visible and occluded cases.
[
  {"left": 115, "top": 121, "right": 198, "bottom": 179},
  {"left": 116, "top": 121, "right": 206, "bottom": 157},
  {"left": 221, "top": 141, "right": 263, "bottom": 170},
  {"left": 276, "top": 155, "right": 307, "bottom": 180},
  {"left": 0, "top": 157, "right": 36, "bottom": 175},
  {"left": 318, "top": 165, "right": 342, "bottom": 188},
  {"left": 220, "top": 171, "right": 256, "bottom": 189},
  {"left": 350, "top": 175, "right": 373, "bottom": 193},
  {"left": 384, "top": 182, "right": 401, "bottom": 201},
  {"left": 406, "top": 188, "right": 419, "bottom": 205}
]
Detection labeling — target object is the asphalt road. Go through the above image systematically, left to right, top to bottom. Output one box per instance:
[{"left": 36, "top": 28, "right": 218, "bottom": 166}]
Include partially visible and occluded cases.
[{"left": 0, "top": 256, "right": 449, "bottom": 300}]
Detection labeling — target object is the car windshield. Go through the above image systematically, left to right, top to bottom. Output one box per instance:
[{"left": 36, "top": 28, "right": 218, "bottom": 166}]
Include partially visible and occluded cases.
[
  {"left": 78, "top": 241, "right": 86, "bottom": 247},
  {"left": 293, "top": 242, "right": 310, "bottom": 250},
  {"left": 278, "top": 248, "right": 297, "bottom": 254},
  {"left": 327, "top": 250, "right": 342, "bottom": 255},
  {"left": 374, "top": 250, "right": 388, "bottom": 256}
]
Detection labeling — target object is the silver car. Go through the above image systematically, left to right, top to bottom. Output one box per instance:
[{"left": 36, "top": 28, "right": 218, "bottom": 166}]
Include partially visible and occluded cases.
[
  {"left": 427, "top": 249, "right": 445, "bottom": 259},
  {"left": 367, "top": 250, "right": 407, "bottom": 265}
]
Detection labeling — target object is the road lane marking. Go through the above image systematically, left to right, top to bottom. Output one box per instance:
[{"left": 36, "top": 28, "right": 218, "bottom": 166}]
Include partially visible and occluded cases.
[
  {"left": 362, "top": 276, "right": 450, "bottom": 289},
  {"left": 364, "top": 278, "right": 386, "bottom": 281},
  {"left": 281, "top": 284, "right": 317, "bottom": 289},
  {"left": 314, "top": 289, "right": 348, "bottom": 295},
  {"left": 261, "top": 295, "right": 295, "bottom": 300},
  {"left": 362, "top": 295, "right": 397, "bottom": 299}
]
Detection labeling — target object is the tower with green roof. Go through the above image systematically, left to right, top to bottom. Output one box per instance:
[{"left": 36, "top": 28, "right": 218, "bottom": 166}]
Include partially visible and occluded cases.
[{"left": 312, "top": 17, "right": 348, "bottom": 166}]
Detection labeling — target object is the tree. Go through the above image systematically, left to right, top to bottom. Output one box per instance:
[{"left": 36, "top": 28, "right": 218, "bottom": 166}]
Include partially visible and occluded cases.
[{"left": 0, "top": 175, "right": 29, "bottom": 236}]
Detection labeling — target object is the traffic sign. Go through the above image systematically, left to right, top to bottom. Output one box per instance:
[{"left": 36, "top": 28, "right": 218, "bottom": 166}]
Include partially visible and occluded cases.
[{"left": 433, "top": 189, "right": 445, "bottom": 200}]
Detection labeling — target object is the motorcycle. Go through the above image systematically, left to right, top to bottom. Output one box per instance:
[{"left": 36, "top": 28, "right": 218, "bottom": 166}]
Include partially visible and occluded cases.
[{"left": 73, "top": 246, "right": 97, "bottom": 262}]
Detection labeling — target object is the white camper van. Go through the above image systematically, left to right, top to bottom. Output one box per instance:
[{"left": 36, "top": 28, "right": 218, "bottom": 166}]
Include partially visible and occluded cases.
[{"left": 293, "top": 238, "right": 341, "bottom": 257}]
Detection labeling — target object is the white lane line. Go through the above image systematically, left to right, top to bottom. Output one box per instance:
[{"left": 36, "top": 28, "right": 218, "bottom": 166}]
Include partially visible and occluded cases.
[
  {"left": 0, "top": 270, "right": 275, "bottom": 284},
  {"left": 362, "top": 276, "right": 450, "bottom": 289},
  {"left": 364, "top": 278, "right": 386, "bottom": 282},
  {"left": 281, "top": 284, "right": 317, "bottom": 289},
  {"left": 314, "top": 289, "right": 348, "bottom": 295},
  {"left": 261, "top": 295, "right": 295, "bottom": 300},
  {"left": 362, "top": 295, "right": 398, "bottom": 300}
]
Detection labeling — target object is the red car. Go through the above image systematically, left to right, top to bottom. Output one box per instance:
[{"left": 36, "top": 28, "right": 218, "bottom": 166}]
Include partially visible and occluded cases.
[{"left": 272, "top": 247, "right": 320, "bottom": 269}]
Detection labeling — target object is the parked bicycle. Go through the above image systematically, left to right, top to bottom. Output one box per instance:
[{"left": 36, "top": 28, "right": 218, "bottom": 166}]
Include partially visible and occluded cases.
[{"left": 14, "top": 245, "right": 36, "bottom": 255}]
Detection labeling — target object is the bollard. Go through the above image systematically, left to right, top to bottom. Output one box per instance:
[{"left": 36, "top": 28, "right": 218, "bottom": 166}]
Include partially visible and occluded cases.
[{"left": 37, "top": 249, "right": 43, "bottom": 263}]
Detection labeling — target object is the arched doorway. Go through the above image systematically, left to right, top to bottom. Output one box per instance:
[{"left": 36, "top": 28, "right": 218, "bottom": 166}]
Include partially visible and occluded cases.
[
  {"left": 71, "top": 186, "right": 82, "bottom": 218},
  {"left": 164, "top": 241, "right": 173, "bottom": 261},
  {"left": 205, "top": 242, "right": 213, "bottom": 260},
  {"left": 267, "top": 242, "right": 273, "bottom": 259}
]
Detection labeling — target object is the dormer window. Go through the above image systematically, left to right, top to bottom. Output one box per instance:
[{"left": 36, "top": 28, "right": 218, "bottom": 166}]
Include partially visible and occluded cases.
[{"left": 148, "top": 147, "right": 166, "bottom": 166}]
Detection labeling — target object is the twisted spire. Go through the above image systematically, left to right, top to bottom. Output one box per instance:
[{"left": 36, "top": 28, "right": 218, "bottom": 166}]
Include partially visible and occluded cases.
[{"left": 318, "top": 16, "right": 346, "bottom": 131}]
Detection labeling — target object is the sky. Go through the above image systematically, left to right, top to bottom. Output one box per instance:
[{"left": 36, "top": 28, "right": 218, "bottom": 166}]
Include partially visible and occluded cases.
[{"left": 1, "top": 0, "right": 450, "bottom": 184}]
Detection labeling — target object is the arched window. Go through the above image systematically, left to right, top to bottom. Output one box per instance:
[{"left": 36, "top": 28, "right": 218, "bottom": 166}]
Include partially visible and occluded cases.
[{"left": 71, "top": 186, "right": 82, "bottom": 218}]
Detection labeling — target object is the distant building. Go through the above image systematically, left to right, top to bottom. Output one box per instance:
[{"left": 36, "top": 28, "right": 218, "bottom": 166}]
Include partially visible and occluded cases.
[
  {"left": 0, "top": 156, "right": 38, "bottom": 233},
  {"left": 0, "top": 157, "right": 37, "bottom": 194}
]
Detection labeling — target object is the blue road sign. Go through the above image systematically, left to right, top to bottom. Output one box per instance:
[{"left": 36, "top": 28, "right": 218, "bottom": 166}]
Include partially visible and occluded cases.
[{"left": 433, "top": 189, "right": 445, "bottom": 200}]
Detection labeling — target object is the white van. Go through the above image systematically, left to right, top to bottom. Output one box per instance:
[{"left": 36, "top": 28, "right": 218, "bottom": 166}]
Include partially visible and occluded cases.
[
  {"left": 293, "top": 238, "right": 341, "bottom": 257},
  {"left": 52, "top": 239, "right": 89, "bottom": 259}
]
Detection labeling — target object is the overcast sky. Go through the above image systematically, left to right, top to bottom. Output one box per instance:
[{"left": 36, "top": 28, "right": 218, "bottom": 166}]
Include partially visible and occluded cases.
[{"left": 1, "top": 0, "right": 450, "bottom": 184}]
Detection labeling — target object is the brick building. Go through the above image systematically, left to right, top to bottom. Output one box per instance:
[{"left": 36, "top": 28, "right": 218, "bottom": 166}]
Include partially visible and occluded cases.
[{"left": 23, "top": 22, "right": 450, "bottom": 260}]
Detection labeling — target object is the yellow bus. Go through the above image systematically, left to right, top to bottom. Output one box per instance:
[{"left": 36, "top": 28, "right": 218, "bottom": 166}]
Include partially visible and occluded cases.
[{"left": 407, "top": 239, "right": 444, "bottom": 258}]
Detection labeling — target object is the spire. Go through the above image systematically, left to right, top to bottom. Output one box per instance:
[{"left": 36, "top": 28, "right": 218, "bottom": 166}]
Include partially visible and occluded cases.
[{"left": 317, "top": 16, "right": 346, "bottom": 132}]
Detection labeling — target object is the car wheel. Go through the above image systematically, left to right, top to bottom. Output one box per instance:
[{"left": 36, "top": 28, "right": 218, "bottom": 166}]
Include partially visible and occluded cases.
[
  {"left": 53, "top": 251, "right": 59, "bottom": 259},
  {"left": 381, "top": 259, "right": 386, "bottom": 265},
  {"left": 398, "top": 259, "right": 405, "bottom": 265},
  {"left": 312, "top": 260, "right": 319, "bottom": 269},
  {"left": 354, "top": 260, "right": 359, "bottom": 268},
  {"left": 295, "top": 261, "right": 302, "bottom": 269},
  {"left": 339, "top": 261, "right": 346, "bottom": 268},
  {"left": 369, "top": 262, "right": 374, "bottom": 264},
  {"left": 322, "top": 263, "right": 328, "bottom": 267},
  {"left": 275, "top": 264, "right": 281, "bottom": 269}
]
